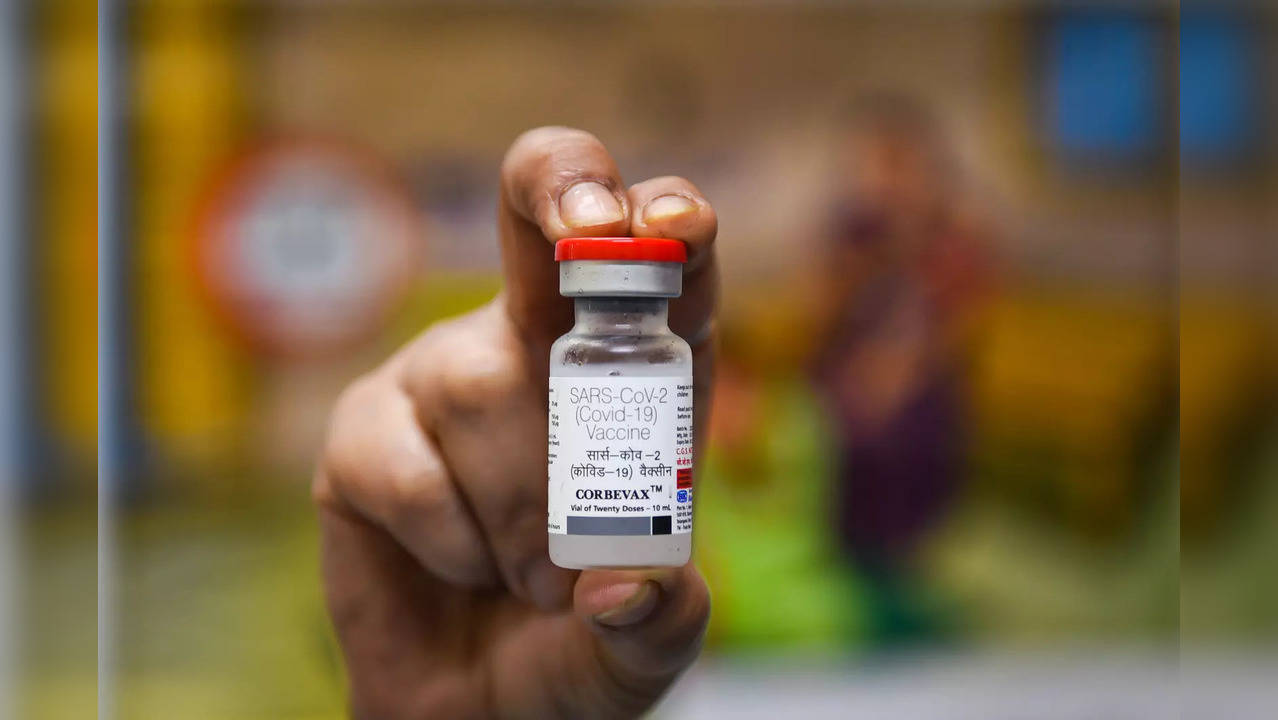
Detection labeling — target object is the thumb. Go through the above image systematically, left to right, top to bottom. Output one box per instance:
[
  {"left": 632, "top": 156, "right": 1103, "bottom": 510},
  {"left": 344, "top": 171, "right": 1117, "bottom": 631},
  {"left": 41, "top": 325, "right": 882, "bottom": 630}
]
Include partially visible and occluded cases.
[{"left": 570, "top": 565, "right": 710, "bottom": 710}]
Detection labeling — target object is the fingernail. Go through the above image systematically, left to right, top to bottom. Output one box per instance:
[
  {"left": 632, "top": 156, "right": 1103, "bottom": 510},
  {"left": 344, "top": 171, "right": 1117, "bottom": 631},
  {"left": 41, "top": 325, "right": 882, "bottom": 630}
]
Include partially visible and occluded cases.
[
  {"left": 560, "top": 181, "right": 624, "bottom": 228},
  {"left": 643, "top": 194, "right": 697, "bottom": 223},
  {"left": 524, "top": 558, "right": 572, "bottom": 611},
  {"left": 593, "top": 581, "right": 659, "bottom": 627}
]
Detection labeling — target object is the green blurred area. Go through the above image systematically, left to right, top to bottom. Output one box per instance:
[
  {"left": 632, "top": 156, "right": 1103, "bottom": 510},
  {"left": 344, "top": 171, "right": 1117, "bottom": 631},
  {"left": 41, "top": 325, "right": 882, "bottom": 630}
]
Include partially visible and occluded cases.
[
  {"left": 695, "top": 382, "right": 864, "bottom": 652},
  {"left": 24, "top": 497, "right": 343, "bottom": 720}
]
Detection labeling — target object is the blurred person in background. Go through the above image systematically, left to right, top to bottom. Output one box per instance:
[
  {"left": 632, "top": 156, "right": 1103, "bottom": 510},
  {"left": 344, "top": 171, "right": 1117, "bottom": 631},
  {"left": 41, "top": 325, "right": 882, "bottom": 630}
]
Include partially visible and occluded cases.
[{"left": 811, "top": 93, "right": 993, "bottom": 642}]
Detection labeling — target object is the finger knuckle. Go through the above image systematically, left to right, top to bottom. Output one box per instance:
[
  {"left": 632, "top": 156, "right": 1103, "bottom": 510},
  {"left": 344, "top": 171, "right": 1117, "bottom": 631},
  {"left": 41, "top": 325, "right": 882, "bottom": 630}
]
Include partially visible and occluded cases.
[
  {"left": 507, "top": 126, "right": 600, "bottom": 160},
  {"left": 503, "top": 127, "right": 612, "bottom": 201},
  {"left": 399, "top": 321, "right": 459, "bottom": 401},
  {"left": 439, "top": 346, "right": 524, "bottom": 412},
  {"left": 330, "top": 372, "right": 376, "bottom": 420},
  {"left": 319, "top": 374, "right": 383, "bottom": 478},
  {"left": 385, "top": 456, "right": 452, "bottom": 522},
  {"left": 311, "top": 467, "right": 343, "bottom": 511}
]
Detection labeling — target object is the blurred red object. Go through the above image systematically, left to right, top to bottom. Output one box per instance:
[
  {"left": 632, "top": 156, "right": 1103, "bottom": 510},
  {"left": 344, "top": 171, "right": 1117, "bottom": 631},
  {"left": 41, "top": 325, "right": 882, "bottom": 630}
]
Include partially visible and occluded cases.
[{"left": 192, "top": 138, "right": 424, "bottom": 358}]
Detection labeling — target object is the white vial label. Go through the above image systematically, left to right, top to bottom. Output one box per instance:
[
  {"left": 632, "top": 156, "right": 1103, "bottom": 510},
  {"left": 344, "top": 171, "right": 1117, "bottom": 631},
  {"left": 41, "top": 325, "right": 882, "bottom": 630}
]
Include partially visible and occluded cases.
[{"left": 548, "top": 376, "right": 693, "bottom": 536}]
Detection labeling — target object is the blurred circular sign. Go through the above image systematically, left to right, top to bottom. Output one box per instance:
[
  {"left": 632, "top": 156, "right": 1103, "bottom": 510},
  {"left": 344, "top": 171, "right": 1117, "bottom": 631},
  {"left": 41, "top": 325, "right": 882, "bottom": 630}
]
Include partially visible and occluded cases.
[{"left": 194, "top": 140, "right": 423, "bottom": 357}]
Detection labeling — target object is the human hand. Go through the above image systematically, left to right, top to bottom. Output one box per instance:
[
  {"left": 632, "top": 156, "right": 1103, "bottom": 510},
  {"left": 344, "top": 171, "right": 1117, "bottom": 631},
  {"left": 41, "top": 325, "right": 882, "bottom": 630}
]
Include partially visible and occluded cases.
[{"left": 314, "top": 127, "right": 718, "bottom": 718}]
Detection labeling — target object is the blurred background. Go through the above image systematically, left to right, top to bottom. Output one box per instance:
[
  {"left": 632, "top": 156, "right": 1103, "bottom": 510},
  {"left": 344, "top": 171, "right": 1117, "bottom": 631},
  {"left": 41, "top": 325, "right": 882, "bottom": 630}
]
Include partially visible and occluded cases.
[{"left": 7, "top": 0, "right": 1276, "bottom": 717}]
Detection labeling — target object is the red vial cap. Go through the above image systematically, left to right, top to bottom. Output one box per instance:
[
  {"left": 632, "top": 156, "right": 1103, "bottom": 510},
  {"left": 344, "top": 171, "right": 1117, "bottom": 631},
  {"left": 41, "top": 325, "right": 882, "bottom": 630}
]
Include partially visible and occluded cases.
[{"left": 555, "top": 237, "right": 687, "bottom": 263}]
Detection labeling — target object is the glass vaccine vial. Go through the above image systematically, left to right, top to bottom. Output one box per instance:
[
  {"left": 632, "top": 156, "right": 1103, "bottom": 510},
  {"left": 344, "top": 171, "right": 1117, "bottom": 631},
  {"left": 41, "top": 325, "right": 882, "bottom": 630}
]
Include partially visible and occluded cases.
[{"left": 548, "top": 237, "right": 693, "bottom": 569}]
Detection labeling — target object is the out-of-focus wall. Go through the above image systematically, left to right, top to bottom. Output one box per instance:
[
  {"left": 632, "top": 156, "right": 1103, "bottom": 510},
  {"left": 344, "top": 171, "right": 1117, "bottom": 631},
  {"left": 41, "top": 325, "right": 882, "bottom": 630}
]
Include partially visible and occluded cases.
[{"left": 116, "top": 3, "right": 1180, "bottom": 489}]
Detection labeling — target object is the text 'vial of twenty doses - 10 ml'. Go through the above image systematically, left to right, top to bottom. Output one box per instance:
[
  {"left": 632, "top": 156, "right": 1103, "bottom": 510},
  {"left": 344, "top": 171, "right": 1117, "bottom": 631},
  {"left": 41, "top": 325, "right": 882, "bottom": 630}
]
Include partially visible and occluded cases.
[{"left": 548, "top": 237, "right": 693, "bottom": 569}]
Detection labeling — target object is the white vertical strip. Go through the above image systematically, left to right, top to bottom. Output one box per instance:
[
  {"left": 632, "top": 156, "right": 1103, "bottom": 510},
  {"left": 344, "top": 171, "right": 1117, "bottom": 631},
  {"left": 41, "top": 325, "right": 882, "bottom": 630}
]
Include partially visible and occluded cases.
[
  {"left": 0, "top": 0, "right": 21, "bottom": 716},
  {"left": 98, "top": 0, "right": 122, "bottom": 717}
]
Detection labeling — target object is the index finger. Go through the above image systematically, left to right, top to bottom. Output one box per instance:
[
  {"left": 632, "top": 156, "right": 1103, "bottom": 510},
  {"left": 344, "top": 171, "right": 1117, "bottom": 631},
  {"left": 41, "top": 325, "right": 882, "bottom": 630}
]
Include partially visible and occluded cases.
[{"left": 498, "top": 127, "right": 632, "bottom": 343}]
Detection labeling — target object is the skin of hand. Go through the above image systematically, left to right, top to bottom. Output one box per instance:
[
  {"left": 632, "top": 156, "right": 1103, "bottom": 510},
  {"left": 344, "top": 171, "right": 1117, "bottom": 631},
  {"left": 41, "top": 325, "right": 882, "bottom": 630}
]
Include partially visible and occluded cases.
[{"left": 314, "top": 127, "right": 718, "bottom": 719}]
